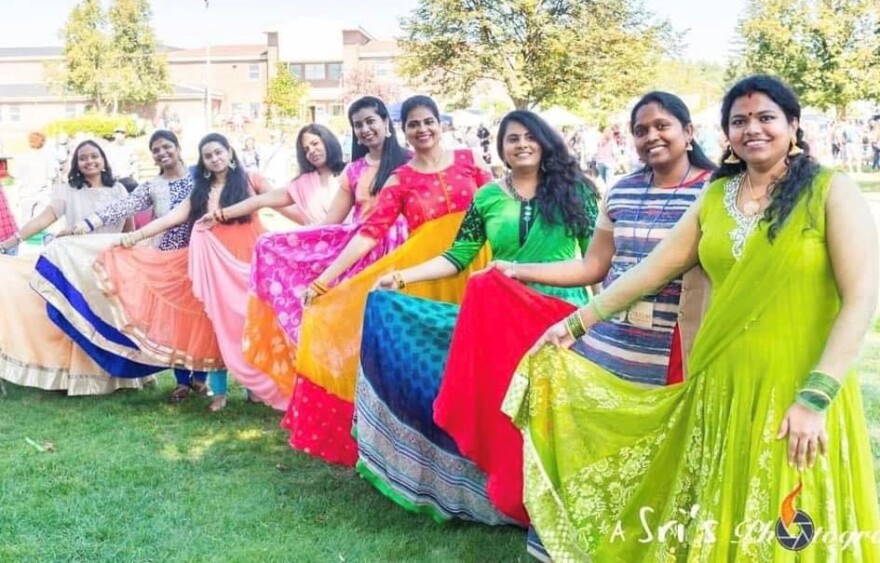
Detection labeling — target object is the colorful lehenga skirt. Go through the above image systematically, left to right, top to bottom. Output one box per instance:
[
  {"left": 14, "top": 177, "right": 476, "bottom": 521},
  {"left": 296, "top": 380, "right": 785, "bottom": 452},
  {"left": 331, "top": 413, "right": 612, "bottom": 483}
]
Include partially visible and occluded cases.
[
  {"left": 284, "top": 211, "right": 491, "bottom": 466},
  {"left": 242, "top": 218, "right": 408, "bottom": 397},
  {"left": 188, "top": 220, "right": 287, "bottom": 409},
  {"left": 31, "top": 234, "right": 170, "bottom": 378},
  {"left": 93, "top": 244, "right": 223, "bottom": 372},
  {"left": 0, "top": 254, "right": 150, "bottom": 395},
  {"left": 355, "top": 272, "right": 575, "bottom": 526},
  {"left": 355, "top": 290, "right": 518, "bottom": 526}
]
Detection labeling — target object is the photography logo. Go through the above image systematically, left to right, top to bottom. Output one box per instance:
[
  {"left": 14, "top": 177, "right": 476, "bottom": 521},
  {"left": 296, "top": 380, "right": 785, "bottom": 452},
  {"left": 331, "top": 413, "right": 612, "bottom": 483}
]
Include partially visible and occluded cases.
[{"left": 775, "top": 480, "right": 815, "bottom": 551}]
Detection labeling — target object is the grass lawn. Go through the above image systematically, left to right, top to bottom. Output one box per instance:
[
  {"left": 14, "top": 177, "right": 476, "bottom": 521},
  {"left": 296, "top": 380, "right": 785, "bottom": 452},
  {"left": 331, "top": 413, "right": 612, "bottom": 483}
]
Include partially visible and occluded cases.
[
  {"left": 3, "top": 327, "right": 878, "bottom": 561},
  {"left": 0, "top": 381, "right": 528, "bottom": 562}
]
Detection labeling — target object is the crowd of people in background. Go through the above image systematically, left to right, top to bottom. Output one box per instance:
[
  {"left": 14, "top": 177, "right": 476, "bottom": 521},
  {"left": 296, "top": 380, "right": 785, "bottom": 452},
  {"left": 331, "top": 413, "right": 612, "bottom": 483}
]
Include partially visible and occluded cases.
[{"left": 0, "top": 76, "right": 878, "bottom": 561}]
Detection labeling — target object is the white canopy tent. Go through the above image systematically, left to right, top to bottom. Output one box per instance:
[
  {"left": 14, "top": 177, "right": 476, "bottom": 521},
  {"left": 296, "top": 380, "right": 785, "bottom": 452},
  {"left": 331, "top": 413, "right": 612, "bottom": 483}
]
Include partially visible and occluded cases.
[{"left": 539, "top": 106, "right": 586, "bottom": 127}]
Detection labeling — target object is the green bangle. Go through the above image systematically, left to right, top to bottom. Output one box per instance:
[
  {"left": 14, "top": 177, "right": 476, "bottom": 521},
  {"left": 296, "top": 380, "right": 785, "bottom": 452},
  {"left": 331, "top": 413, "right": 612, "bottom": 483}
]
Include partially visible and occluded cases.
[
  {"left": 590, "top": 298, "right": 611, "bottom": 322},
  {"left": 565, "top": 311, "right": 587, "bottom": 339},
  {"left": 795, "top": 371, "right": 841, "bottom": 413},
  {"left": 796, "top": 391, "right": 830, "bottom": 413}
]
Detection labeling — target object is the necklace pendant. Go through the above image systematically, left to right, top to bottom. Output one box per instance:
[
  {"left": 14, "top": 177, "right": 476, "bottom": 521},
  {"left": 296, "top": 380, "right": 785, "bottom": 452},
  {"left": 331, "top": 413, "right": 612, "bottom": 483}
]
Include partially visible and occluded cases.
[{"left": 742, "top": 199, "right": 761, "bottom": 217}]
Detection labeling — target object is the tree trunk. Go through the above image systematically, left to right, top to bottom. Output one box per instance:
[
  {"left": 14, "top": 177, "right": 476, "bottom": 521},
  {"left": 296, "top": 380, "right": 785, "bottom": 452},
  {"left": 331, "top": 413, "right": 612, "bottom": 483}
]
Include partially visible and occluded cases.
[{"left": 512, "top": 97, "right": 530, "bottom": 110}]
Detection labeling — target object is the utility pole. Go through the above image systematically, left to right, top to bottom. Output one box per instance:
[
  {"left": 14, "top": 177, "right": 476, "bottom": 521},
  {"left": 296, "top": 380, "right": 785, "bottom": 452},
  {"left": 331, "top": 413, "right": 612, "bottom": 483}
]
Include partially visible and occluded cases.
[{"left": 204, "top": 0, "right": 212, "bottom": 132}]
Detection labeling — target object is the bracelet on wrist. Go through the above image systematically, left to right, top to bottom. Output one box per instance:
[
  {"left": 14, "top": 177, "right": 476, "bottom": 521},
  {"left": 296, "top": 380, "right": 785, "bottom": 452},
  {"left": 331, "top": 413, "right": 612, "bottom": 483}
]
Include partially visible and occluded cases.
[
  {"left": 84, "top": 219, "right": 95, "bottom": 232},
  {"left": 13, "top": 231, "right": 23, "bottom": 244},
  {"left": 392, "top": 271, "right": 407, "bottom": 290},
  {"left": 310, "top": 280, "right": 329, "bottom": 296},
  {"left": 565, "top": 310, "right": 587, "bottom": 339},
  {"left": 795, "top": 370, "right": 841, "bottom": 414}
]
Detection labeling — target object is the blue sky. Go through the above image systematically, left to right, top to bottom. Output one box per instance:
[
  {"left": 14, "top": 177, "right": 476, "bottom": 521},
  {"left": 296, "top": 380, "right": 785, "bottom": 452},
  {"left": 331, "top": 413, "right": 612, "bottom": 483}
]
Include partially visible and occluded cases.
[{"left": 2, "top": 0, "right": 745, "bottom": 63}]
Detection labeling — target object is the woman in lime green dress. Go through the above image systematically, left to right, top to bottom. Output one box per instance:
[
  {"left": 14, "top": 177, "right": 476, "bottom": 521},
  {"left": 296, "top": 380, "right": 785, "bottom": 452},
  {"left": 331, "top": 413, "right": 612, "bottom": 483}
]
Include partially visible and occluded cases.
[{"left": 502, "top": 74, "right": 880, "bottom": 560}]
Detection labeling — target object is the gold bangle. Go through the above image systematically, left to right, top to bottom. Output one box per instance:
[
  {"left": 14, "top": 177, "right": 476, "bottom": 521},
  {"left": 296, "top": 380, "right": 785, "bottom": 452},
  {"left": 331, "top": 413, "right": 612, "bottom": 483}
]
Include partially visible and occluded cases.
[
  {"left": 392, "top": 272, "right": 407, "bottom": 290},
  {"left": 310, "top": 280, "right": 329, "bottom": 295}
]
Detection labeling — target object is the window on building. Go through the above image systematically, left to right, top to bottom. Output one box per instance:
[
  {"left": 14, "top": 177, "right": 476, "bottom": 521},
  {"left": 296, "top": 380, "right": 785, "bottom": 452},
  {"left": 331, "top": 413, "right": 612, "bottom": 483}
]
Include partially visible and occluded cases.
[
  {"left": 373, "top": 60, "right": 393, "bottom": 78},
  {"left": 248, "top": 63, "right": 260, "bottom": 80},
  {"left": 288, "top": 63, "right": 303, "bottom": 80},
  {"left": 304, "top": 63, "right": 326, "bottom": 80},
  {"left": 327, "top": 63, "right": 342, "bottom": 81},
  {"left": 249, "top": 102, "right": 261, "bottom": 119},
  {"left": 65, "top": 104, "right": 77, "bottom": 118},
  {"left": 330, "top": 104, "right": 344, "bottom": 117},
  {"left": 9, "top": 106, "right": 20, "bottom": 122}
]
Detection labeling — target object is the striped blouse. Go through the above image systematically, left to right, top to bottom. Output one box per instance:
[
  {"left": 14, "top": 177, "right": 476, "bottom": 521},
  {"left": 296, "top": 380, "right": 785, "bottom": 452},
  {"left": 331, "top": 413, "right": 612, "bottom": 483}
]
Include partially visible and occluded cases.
[{"left": 574, "top": 169, "right": 710, "bottom": 386}]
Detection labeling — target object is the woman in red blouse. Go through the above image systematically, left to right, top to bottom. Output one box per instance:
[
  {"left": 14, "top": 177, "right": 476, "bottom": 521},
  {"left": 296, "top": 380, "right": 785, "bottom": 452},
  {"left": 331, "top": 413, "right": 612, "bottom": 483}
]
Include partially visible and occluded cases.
[{"left": 289, "top": 95, "right": 494, "bottom": 465}]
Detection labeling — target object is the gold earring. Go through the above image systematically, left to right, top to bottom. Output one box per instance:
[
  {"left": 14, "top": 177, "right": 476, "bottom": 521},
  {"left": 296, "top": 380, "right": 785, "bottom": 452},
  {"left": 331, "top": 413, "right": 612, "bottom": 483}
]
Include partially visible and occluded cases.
[
  {"left": 788, "top": 139, "right": 803, "bottom": 157},
  {"left": 723, "top": 150, "right": 741, "bottom": 164}
]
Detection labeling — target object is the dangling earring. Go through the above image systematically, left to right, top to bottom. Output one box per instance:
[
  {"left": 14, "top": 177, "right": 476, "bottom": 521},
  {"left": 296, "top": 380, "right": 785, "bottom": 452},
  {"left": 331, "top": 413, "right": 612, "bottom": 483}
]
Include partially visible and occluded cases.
[
  {"left": 385, "top": 130, "right": 392, "bottom": 138},
  {"left": 788, "top": 139, "right": 803, "bottom": 157},
  {"left": 686, "top": 141, "right": 693, "bottom": 152},
  {"left": 723, "top": 150, "right": 741, "bottom": 164},
  {"left": 228, "top": 159, "right": 237, "bottom": 170},
  {"left": 540, "top": 161, "right": 546, "bottom": 173},
  {"left": 203, "top": 170, "right": 211, "bottom": 179}
]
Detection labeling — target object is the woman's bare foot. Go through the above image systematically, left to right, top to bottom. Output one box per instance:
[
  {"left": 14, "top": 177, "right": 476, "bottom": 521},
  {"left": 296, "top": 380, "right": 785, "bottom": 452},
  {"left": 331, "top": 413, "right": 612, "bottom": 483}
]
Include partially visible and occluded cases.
[{"left": 208, "top": 394, "right": 228, "bottom": 412}]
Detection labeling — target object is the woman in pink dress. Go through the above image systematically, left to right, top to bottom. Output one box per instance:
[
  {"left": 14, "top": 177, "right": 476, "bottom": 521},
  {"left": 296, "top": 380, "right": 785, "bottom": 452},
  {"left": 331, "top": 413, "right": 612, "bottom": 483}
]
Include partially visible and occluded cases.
[
  {"left": 239, "top": 97, "right": 410, "bottom": 399},
  {"left": 117, "top": 133, "right": 283, "bottom": 411}
]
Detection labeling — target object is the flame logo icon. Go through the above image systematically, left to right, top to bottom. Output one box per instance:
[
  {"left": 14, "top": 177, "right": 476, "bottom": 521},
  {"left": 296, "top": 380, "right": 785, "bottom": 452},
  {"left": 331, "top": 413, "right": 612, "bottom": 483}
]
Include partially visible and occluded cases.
[{"left": 775, "top": 479, "right": 815, "bottom": 551}]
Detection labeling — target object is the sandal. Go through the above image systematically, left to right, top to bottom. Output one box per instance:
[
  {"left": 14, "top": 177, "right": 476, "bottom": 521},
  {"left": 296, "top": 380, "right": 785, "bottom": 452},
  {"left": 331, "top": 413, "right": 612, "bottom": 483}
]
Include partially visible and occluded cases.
[
  {"left": 190, "top": 380, "right": 209, "bottom": 396},
  {"left": 169, "top": 384, "right": 192, "bottom": 403},
  {"left": 208, "top": 395, "right": 228, "bottom": 413}
]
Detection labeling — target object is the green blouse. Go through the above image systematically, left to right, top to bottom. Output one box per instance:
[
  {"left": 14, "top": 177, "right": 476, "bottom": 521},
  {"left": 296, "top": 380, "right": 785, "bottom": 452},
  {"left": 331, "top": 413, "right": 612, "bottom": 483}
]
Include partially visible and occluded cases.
[{"left": 442, "top": 182, "right": 598, "bottom": 305}]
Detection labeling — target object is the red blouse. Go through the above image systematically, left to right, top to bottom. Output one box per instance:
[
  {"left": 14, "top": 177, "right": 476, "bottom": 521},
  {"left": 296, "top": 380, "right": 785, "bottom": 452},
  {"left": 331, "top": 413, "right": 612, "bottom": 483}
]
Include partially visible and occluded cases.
[{"left": 359, "top": 149, "right": 492, "bottom": 241}]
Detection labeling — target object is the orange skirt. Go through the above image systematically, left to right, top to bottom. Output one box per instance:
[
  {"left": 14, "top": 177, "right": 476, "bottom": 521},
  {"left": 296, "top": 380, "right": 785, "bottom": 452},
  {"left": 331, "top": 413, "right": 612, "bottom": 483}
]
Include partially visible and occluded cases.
[{"left": 95, "top": 245, "right": 223, "bottom": 371}]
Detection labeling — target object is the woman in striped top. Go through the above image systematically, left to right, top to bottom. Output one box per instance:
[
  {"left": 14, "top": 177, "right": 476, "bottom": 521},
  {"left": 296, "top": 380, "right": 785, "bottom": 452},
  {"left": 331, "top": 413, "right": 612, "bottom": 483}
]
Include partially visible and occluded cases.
[{"left": 503, "top": 91, "right": 715, "bottom": 387}]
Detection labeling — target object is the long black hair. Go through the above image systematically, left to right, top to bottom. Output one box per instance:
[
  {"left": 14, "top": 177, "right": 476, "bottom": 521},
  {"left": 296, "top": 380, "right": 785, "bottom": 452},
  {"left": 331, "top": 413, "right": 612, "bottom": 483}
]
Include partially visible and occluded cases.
[
  {"left": 714, "top": 74, "right": 820, "bottom": 240},
  {"left": 630, "top": 91, "right": 717, "bottom": 173},
  {"left": 347, "top": 96, "right": 408, "bottom": 195},
  {"left": 497, "top": 110, "right": 598, "bottom": 239},
  {"left": 295, "top": 124, "right": 345, "bottom": 178},
  {"left": 148, "top": 129, "right": 183, "bottom": 174},
  {"left": 189, "top": 133, "right": 252, "bottom": 224},
  {"left": 68, "top": 140, "right": 115, "bottom": 189}
]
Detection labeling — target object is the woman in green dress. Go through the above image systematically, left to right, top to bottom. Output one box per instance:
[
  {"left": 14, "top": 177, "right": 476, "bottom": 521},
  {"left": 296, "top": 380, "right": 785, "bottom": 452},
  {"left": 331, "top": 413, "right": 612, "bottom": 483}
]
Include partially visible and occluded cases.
[
  {"left": 502, "top": 74, "right": 880, "bottom": 560},
  {"left": 354, "top": 110, "right": 599, "bottom": 525}
]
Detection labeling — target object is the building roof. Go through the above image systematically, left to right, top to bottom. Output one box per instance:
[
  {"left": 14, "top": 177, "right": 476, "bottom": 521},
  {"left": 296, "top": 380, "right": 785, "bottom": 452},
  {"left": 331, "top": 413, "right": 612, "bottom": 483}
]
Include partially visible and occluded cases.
[
  {"left": 358, "top": 39, "right": 399, "bottom": 58},
  {"left": 0, "top": 45, "right": 181, "bottom": 60},
  {"left": 166, "top": 45, "right": 267, "bottom": 61},
  {"left": 0, "top": 46, "right": 63, "bottom": 58},
  {"left": 0, "top": 83, "right": 221, "bottom": 101}
]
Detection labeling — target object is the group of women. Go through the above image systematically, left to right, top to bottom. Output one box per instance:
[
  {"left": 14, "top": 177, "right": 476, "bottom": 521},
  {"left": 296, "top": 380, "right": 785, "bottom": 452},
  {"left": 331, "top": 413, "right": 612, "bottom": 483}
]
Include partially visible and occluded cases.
[{"left": 0, "top": 74, "right": 877, "bottom": 561}]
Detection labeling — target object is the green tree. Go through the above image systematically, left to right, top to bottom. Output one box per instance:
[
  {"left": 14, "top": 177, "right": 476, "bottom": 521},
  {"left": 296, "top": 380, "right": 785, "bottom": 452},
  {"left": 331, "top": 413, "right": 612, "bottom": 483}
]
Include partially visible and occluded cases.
[
  {"left": 54, "top": 0, "right": 169, "bottom": 113},
  {"left": 56, "top": 0, "right": 113, "bottom": 111},
  {"left": 107, "top": 0, "right": 171, "bottom": 111},
  {"left": 398, "top": 0, "right": 672, "bottom": 111},
  {"left": 731, "top": 0, "right": 880, "bottom": 117},
  {"left": 265, "top": 63, "right": 310, "bottom": 127}
]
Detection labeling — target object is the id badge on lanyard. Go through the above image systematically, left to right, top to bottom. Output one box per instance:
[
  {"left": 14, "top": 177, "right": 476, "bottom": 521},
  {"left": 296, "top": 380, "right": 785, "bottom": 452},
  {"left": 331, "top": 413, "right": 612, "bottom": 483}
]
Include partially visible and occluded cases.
[{"left": 615, "top": 300, "right": 654, "bottom": 329}]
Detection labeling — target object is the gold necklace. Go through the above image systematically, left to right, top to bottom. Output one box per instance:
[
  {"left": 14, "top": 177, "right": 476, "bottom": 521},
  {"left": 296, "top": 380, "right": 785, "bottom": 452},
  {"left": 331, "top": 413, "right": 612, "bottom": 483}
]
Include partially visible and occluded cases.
[{"left": 742, "top": 175, "right": 770, "bottom": 217}]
